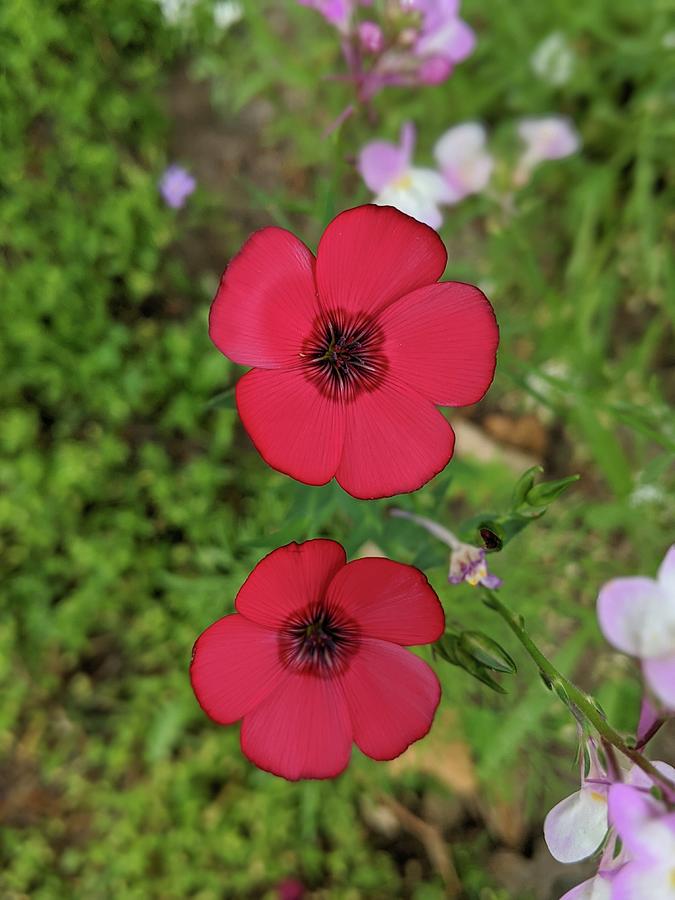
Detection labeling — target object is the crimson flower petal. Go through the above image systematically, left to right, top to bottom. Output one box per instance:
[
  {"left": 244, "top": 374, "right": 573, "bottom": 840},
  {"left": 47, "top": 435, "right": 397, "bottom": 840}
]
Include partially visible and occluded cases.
[
  {"left": 316, "top": 206, "right": 447, "bottom": 318},
  {"left": 209, "top": 227, "right": 320, "bottom": 368},
  {"left": 381, "top": 281, "right": 498, "bottom": 406},
  {"left": 236, "top": 367, "right": 346, "bottom": 486},
  {"left": 335, "top": 382, "right": 455, "bottom": 499},
  {"left": 235, "top": 539, "right": 347, "bottom": 629},
  {"left": 326, "top": 558, "right": 444, "bottom": 645},
  {"left": 190, "top": 614, "right": 286, "bottom": 724},
  {"left": 341, "top": 639, "right": 440, "bottom": 761},
  {"left": 240, "top": 672, "right": 352, "bottom": 780}
]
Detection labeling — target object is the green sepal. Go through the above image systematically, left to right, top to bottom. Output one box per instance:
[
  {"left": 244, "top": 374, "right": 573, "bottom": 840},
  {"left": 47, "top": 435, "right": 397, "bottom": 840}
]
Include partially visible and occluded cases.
[
  {"left": 512, "top": 465, "right": 543, "bottom": 508},
  {"left": 520, "top": 473, "right": 581, "bottom": 515},
  {"left": 458, "top": 631, "right": 517, "bottom": 674},
  {"left": 435, "top": 633, "right": 507, "bottom": 693}
]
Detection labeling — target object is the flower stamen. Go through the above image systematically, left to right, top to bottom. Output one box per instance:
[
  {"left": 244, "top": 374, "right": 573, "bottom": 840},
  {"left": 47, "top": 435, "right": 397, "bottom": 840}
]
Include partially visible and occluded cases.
[
  {"left": 302, "top": 310, "right": 387, "bottom": 400},
  {"left": 279, "top": 601, "right": 359, "bottom": 675}
]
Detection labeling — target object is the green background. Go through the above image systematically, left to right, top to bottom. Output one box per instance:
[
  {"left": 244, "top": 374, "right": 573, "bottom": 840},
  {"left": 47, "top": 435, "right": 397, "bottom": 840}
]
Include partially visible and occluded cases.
[{"left": 2, "top": 0, "right": 674, "bottom": 896}]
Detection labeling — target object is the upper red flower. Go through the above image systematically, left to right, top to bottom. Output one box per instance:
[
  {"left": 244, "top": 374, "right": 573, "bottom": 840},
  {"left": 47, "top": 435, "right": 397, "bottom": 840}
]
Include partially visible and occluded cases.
[
  {"left": 210, "top": 204, "right": 498, "bottom": 499},
  {"left": 190, "top": 539, "right": 444, "bottom": 781}
]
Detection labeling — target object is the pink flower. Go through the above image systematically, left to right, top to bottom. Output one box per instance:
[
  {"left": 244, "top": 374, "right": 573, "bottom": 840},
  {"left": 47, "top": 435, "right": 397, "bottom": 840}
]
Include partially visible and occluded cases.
[
  {"left": 297, "top": 0, "right": 352, "bottom": 31},
  {"left": 298, "top": 0, "right": 474, "bottom": 101},
  {"left": 413, "top": 0, "right": 476, "bottom": 70},
  {"left": 358, "top": 20, "right": 383, "bottom": 53},
  {"left": 417, "top": 56, "right": 453, "bottom": 85},
  {"left": 514, "top": 116, "right": 580, "bottom": 185},
  {"left": 358, "top": 123, "right": 452, "bottom": 228},
  {"left": 209, "top": 205, "right": 499, "bottom": 499},
  {"left": 190, "top": 539, "right": 445, "bottom": 780},
  {"left": 597, "top": 545, "right": 675, "bottom": 710},
  {"left": 636, "top": 693, "right": 666, "bottom": 749},
  {"left": 546, "top": 752, "right": 675, "bottom": 900},
  {"left": 609, "top": 781, "right": 675, "bottom": 899},
  {"left": 558, "top": 845, "right": 623, "bottom": 900},
  {"left": 277, "top": 878, "right": 305, "bottom": 900}
]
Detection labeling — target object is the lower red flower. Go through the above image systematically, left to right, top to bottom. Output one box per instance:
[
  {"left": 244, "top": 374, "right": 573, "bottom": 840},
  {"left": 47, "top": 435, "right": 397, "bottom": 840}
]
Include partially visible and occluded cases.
[
  {"left": 209, "top": 204, "right": 499, "bottom": 499},
  {"left": 190, "top": 539, "right": 444, "bottom": 780}
]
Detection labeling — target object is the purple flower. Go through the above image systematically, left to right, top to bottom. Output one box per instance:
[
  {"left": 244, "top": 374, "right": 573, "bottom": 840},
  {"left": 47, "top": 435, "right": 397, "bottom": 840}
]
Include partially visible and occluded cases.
[
  {"left": 159, "top": 165, "right": 196, "bottom": 209},
  {"left": 389, "top": 508, "right": 502, "bottom": 588},
  {"left": 448, "top": 543, "right": 501, "bottom": 588},
  {"left": 597, "top": 545, "right": 675, "bottom": 710}
]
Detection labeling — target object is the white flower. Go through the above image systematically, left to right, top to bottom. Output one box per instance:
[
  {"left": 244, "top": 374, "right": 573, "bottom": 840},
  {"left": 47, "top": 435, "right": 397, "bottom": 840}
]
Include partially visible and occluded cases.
[
  {"left": 157, "top": 0, "right": 196, "bottom": 24},
  {"left": 213, "top": 1, "right": 243, "bottom": 29},
  {"left": 531, "top": 32, "right": 575, "bottom": 86},
  {"left": 514, "top": 116, "right": 580, "bottom": 185},
  {"left": 433, "top": 123, "right": 494, "bottom": 203},
  {"left": 374, "top": 170, "right": 451, "bottom": 230},
  {"left": 630, "top": 484, "right": 665, "bottom": 507},
  {"left": 544, "top": 737, "right": 610, "bottom": 865}
]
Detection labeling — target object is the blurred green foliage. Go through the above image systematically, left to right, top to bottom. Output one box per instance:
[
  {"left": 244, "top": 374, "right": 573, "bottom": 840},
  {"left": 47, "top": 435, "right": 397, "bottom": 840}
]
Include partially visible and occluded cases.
[{"left": 2, "top": 0, "right": 674, "bottom": 897}]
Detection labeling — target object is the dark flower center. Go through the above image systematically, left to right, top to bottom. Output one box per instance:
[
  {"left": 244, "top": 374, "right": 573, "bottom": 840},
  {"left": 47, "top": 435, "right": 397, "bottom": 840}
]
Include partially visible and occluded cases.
[
  {"left": 302, "top": 310, "right": 387, "bottom": 400},
  {"left": 279, "top": 602, "right": 359, "bottom": 675}
]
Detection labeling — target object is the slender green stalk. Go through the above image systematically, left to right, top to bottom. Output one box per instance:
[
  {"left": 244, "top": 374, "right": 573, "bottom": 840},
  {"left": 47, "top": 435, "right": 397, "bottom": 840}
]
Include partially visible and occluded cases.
[{"left": 482, "top": 589, "right": 675, "bottom": 797}]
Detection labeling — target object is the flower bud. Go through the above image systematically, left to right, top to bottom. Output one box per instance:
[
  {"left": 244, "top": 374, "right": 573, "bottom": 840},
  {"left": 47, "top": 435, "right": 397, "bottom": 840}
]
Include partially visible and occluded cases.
[
  {"left": 358, "top": 21, "right": 384, "bottom": 54},
  {"left": 512, "top": 465, "right": 543, "bottom": 508},
  {"left": 525, "top": 474, "right": 580, "bottom": 509},
  {"left": 459, "top": 631, "right": 516, "bottom": 674}
]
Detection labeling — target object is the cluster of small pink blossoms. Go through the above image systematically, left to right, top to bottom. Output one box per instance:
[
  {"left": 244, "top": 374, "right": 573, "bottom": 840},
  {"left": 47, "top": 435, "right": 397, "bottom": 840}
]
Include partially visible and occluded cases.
[
  {"left": 298, "top": 0, "right": 475, "bottom": 99},
  {"left": 358, "top": 117, "right": 580, "bottom": 229},
  {"left": 544, "top": 546, "right": 675, "bottom": 899}
]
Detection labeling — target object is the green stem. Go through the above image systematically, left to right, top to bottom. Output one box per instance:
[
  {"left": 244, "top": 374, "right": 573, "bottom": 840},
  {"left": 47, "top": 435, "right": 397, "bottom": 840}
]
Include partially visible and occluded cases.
[{"left": 482, "top": 589, "right": 675, "bottom": 797}]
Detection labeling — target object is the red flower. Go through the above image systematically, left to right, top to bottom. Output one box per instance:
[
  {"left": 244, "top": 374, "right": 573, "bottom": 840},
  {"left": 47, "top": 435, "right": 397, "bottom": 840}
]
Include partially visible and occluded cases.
[
  {"left": 209, "top": 204, "right": 499, "bottom": 499},
  {"left": 190, "top": 539, "right": 444, "bottom": 781}
]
